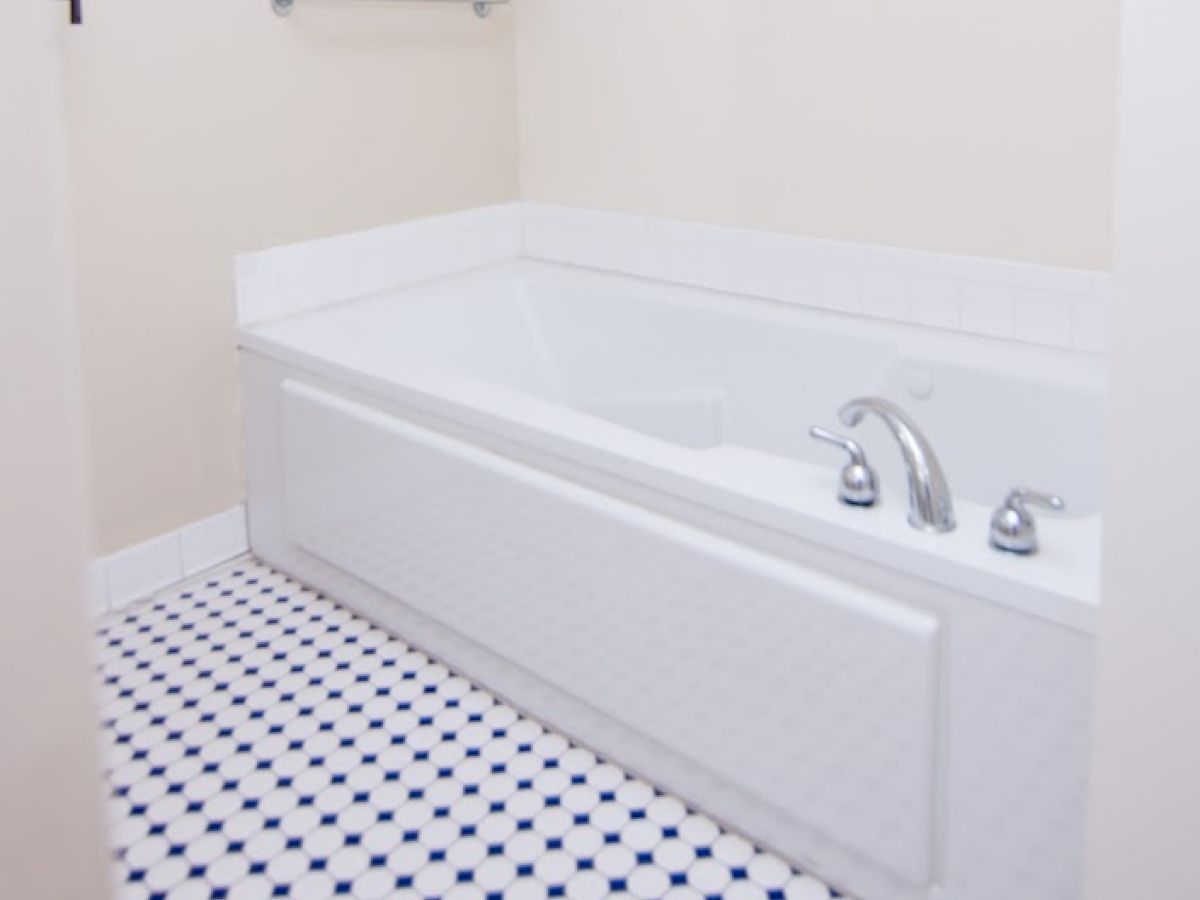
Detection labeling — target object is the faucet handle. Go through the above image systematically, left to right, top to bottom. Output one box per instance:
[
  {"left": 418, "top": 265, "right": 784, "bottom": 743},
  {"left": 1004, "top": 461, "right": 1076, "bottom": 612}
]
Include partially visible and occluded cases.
[
  {"left": 810, "top": 426, "right": 879, "bottom": 507},
  {"left": 990, "top": 488, "right": 1066, "bottom": 555}
]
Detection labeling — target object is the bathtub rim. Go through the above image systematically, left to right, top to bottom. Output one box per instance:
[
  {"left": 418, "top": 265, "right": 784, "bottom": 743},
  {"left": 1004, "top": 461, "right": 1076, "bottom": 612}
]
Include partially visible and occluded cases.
[{"left": 236, "top": 330, "right": 1101, "bottom": 634}]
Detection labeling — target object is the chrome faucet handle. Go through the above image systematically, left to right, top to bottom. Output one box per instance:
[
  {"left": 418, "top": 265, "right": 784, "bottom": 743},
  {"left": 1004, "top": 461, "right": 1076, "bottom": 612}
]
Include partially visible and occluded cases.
[
  {"left": 810, "top": 426, "right": 879, "bottom": 507},
  {"left": 989, "top": 488, "right": 1066, "bottom": 556}
]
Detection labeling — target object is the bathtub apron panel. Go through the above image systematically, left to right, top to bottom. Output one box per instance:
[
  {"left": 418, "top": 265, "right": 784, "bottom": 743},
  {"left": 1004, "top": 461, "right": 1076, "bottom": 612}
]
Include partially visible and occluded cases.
[{"left": 280, "top": 380, "right": 944, "bottom": 886}]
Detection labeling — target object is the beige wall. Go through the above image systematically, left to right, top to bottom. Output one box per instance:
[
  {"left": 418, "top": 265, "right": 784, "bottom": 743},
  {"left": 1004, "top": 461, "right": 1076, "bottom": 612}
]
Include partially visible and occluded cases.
[
  {"left": 67, "top": 0, "right": 519, "bottom": 554},
  {"left": 72, "top": 0, "right": 1122, "bottom": 556},
  {"left": 516, "top": 0, "right": 1119, "bottom": 270},
  {"left": 1086, "top": 0, "right": 1200, "bottom": 896},
  {"left": 0, "top": 3, "right": 111, "bottom": 897}
]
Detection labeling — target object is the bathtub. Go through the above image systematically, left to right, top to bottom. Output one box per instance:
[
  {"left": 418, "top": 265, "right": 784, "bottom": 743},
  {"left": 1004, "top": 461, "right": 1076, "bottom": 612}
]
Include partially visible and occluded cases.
[{"left": 240, "top": 259, "right": 1100, "bottom": 900}]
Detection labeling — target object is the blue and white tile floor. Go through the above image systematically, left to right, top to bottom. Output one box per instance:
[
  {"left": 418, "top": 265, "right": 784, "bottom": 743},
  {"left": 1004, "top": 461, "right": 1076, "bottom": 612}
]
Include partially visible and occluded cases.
[{"left": 94, "top": 559, "right": 850, "bottom": 900}]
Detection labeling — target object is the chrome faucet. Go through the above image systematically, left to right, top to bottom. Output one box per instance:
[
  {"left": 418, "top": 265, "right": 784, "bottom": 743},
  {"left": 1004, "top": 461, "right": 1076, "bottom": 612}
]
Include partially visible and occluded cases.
[{"left": 838, "top": 397, "right": 956, "bottom": 533}]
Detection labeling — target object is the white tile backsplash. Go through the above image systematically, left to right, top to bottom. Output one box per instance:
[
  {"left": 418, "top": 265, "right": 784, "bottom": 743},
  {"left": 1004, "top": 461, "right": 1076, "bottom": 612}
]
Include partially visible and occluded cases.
[
  {"left": 235, "top": 201, "right": 1111, "bottom": 354},
  {"left": 235, "top": 204, "right": 524, "bottom": 325},
  {"left": 521, "top": 204, "right": 1110, "bottom": 353},
  {"left": 522, "top": 204, "right": 650, "bottom": 274},
  {"left": 638, "top": 217, "right": 742, "bottom": 293},
  {"left": 733, "top": 229, "right": 823, "bottom": 308},
  {"left": 818, "top": 254, "right": 865, "bottom": 315},
  {"left": 859, "top": 264, "right": 911, "bottom": 323},
  {"left": 909, "top": 276, "right": 962, "bottom": 330},
  {"left": 959, "top": 281, "right": 1017, "bottom": 340},
  {"left": 1014, "top": 290, "right": 1074, "bottom": 348},
  {"left": 1071, "top": 291, "right": 1110, "bottom": 354},
  {"left": 180, "top": 506, "right": 250, "bottom": 576}
]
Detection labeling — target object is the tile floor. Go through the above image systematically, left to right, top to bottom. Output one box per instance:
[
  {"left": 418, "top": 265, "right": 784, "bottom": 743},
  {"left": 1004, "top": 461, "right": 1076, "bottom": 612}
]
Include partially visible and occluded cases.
[{"left": 94, "top": 559, "right": 850, "bottom": 900}]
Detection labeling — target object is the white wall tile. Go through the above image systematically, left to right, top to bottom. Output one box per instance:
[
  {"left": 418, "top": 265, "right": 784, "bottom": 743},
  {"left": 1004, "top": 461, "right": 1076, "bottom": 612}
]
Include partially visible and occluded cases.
[
  {"left": 239, "top": 201, "right": 1110, "bottom": 353},
  {"left": 236, "top": 204, "right": 524, "bottom": 326},
  {"left": 452, "top": 204, "right": 527, "bottom": 270},
  {"left": 521, "top": 204, "right": 1108, "bottom": 352},
  {"left": 523, "top": 204, "right": 650, "bottom": 274},
  {"left": 637, "top": 218, "right": 741, "bottom": 294},
  {"left": 735, "top": 230, "right": 823, "bottom": 307},
  {"left": 320, "top": 232, "right": 372, "bottom": 304},
  {"left": 269, "top": 243, "right": 330, "bottom": 319},
  {"left": 816, "top": 243, "right": 867, "bottom": 314},
  {"left": 937, "top": 252, "right": 1016, "bottom": 287},
  {"left": 1012, "top": 260, "right": 1107, "bottom": 296},
  {"left": 859, "top": 265, "right": 911, "bottom": 322},
  {"left": 234, "top": 268, "right": 281, "bottom": 324},
  {"left": 908, "top": 275, "right": 962, "bottom": 331},
  {"left": 960, "top": 282, "right": 1016, "bottom": 339},
  {"left": 1014, "top": 290, "right": 1074, "bottom": 347},
  {"left": 1072, "top": 292, "right": 1110, "bottom": 354},
  {"left": 89, "top": 504, "right": 250, "bottom": 615},
  {"left": 180, "top": 506, "right": 249, "bottom": 576},
  {"left": 104, "top": 532, "right": 184, "bottom": 610},
  {"left": 84, "top": 560, "right": 110, "bottom": 619}
]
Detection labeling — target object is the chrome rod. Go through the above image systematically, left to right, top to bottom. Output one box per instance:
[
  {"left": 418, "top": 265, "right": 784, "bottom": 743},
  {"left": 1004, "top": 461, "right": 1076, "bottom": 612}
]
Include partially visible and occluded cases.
[{"left": 272, "top": 0, "right": 508, "bottom": 17}]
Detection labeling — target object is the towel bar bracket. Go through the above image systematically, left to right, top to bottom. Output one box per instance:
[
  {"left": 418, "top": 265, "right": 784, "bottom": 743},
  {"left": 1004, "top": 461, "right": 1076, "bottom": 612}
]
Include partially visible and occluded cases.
[{"left": 272, "top": 0, "right": 500, "bottom": 18}]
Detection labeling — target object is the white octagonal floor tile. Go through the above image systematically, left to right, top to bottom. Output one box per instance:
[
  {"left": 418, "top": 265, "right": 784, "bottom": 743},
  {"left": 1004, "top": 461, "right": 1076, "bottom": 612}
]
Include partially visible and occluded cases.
[{"left": 93, "top": 560, "right": 851, "bottom": 900}]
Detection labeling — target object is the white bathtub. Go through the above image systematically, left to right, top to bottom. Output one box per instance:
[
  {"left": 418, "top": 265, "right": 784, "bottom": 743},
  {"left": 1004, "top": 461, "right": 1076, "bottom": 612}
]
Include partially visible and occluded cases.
[{"left": 240, "top": 259, "right": 1100, "bottom": 900}]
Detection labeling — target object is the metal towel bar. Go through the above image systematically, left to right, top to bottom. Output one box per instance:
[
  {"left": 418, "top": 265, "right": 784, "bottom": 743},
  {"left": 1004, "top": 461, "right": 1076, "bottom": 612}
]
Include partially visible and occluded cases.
[{"left": 272, "top": 0, "right": 508, "bottom": 17}]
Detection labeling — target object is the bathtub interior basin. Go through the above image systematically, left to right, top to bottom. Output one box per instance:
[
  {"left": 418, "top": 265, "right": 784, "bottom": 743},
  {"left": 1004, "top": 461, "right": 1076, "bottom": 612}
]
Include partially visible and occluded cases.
[{"left": 245, "top": 259, "right": 1105, "bottom": 520}]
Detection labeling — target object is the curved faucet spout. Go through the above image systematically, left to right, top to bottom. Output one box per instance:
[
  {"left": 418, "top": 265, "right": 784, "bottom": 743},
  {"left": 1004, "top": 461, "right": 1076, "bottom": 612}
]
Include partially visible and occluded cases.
[{"left": 838, "top": 397, "right": 956, "bottom": 533}]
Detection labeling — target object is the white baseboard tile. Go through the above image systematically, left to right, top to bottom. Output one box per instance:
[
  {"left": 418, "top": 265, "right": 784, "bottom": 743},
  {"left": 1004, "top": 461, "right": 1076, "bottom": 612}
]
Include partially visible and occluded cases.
[
  {"left": 88, "top": 504, "right": 249, "bottom": 616},
  {"left": 181, "top": 506, "right": 249, "bottom": 576},
  {"left": 104, "top": 531, "right": 183, "bottom": 612},
  {"left": 83, "top": 558, "right": 111, "bottom": 621}
]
